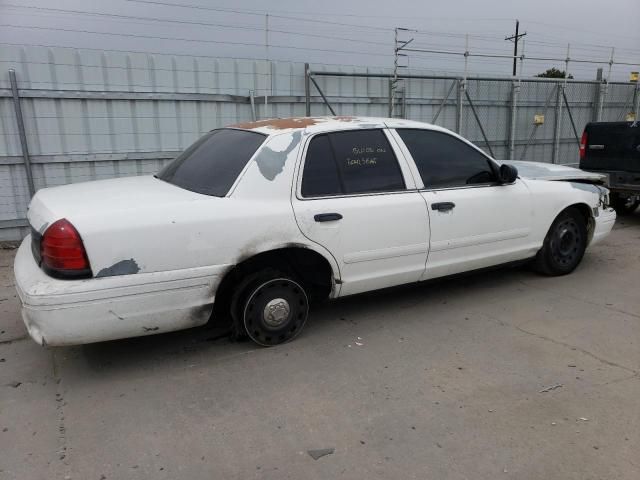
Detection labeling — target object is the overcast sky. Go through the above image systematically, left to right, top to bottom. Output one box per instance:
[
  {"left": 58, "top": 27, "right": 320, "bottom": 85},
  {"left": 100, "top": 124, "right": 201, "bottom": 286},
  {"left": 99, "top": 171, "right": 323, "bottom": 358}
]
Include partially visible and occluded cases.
[{"left": 1, "top": 0, "right": 639, "bottom": 80}]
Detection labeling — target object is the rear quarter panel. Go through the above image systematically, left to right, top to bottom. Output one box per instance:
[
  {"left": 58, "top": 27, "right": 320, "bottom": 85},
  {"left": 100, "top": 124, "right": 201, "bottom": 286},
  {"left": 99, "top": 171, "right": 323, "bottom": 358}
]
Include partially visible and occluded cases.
[{"left": 67, "top": 131, "right": 340, "bottom": 288}]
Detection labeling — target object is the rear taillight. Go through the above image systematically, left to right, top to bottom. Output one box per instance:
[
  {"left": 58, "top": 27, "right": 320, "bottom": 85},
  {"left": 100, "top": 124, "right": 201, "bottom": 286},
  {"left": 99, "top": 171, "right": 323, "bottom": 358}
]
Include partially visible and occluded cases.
[
  {"left": 579, "top": 130, "right": 587, "bottom": 160},
  {"left": 40, "top": 219, "right": 91, "bottom": 278}
]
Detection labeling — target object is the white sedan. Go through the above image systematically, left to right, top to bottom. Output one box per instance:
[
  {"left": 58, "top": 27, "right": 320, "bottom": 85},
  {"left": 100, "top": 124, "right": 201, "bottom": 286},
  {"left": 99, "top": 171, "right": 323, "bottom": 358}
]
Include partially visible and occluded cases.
[{"left": 14, "top": 117, "right": 616, "bottom": 347}]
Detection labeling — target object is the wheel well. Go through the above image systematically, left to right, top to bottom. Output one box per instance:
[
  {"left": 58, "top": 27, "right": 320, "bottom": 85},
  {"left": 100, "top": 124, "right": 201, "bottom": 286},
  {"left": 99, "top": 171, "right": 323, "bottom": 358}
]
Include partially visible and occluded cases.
[
  {"left": 565, "top": 203, "right": 595, "bottom": 242},
  {"left": 213, "top": 247, "right": 335, "bottom": 323}
]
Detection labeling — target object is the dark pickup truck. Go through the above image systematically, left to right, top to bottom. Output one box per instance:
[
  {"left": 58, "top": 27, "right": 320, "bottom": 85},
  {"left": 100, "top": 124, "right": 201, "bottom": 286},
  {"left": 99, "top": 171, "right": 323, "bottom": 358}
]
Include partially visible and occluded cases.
[{"left": 579, "top": 121, "right": 640, "bottom": 214}]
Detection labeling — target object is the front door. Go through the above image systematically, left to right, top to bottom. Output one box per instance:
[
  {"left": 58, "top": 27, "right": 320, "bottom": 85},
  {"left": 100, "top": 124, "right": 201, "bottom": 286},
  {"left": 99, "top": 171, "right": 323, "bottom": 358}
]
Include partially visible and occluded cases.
[
  {"left": 393, "top": 128, "right": 534, "bottom": 280},
  {"left": 292, "top": 129, "right": 430, "bottom": 296}
]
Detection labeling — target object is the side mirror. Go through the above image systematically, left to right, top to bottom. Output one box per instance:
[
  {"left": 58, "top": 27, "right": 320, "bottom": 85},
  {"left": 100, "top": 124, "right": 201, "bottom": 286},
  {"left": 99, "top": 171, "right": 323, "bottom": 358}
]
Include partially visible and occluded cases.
[{"left": 499, "top": 164, "right": 518, "bottom": 184}]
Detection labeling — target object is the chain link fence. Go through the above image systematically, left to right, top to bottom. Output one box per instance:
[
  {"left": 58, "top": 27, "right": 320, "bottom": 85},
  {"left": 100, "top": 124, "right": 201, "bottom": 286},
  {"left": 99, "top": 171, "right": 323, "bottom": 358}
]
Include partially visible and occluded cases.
[{"left": 1, "top": 45, "right": 639, "bottom": 240}]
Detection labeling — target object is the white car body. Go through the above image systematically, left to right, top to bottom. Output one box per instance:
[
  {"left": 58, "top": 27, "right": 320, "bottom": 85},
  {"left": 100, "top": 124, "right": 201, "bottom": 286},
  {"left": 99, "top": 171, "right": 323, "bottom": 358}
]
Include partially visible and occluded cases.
[{"left": 14, "top": 117, "right": 616, "bottom": 346}]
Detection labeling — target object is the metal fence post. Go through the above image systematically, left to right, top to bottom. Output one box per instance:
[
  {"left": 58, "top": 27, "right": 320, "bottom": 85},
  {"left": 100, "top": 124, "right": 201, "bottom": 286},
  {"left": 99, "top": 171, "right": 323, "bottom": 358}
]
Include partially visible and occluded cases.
[
  {"left": 598, "top": 49, "right": 614, "bottom": 121},
  {"left": 304, "top": 63, "right": 311, "bottom": 116},
  {"left": 592, "top": 68, "right": 603, "bottom": 121},
  {"left": 8, "top": 69, "right": 35, "bottom": 198},
  {"left": 456, "top": 78, "right": 464, "bottom": 133},
  {"left": 508, "top": 80, "right": 519, "bottom": 159},
  {"left": 598, "top": 80, "right": 608, "bottom": 122},
  {"left": 634, "top": 80, "right": 640, "bottom": 120},
  {"left": 552, "top": 81, "right": 563, "bottom": 164},
  {"left": 249, "top": 90, "right": 257, "bottom": 121}
]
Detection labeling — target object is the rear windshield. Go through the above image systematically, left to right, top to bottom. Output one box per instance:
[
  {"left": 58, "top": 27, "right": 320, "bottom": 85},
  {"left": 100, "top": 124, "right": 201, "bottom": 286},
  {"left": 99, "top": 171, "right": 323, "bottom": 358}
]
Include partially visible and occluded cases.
[{"left": 157, "top": 129, "right": 266, "bottom": 196}]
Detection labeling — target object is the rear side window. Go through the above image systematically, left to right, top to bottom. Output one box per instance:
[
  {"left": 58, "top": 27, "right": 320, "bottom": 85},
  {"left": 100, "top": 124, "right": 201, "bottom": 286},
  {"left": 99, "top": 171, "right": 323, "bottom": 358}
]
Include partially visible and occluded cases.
[
  {"left": 158, "top": 129, "right": 266, "bottom": 196},
  {"left": 301, "top": 129, "right": 405, "bottom": 197},
  {"left": 397, "top": 129, "right": 496, "bottom": 189},
  {"left": 301, "top": 135, "right": 342, "bottom": 197}
]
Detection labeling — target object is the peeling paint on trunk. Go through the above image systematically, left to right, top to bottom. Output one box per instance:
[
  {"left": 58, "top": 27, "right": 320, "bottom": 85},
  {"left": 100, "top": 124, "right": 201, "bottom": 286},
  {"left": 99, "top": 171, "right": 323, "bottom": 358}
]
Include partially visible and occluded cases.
[
  {"left": 255, "top": 131, "right": 302, "bottom": 181},
  {"left": 95, "top": 259, "right": 140, "bottom": 278}
]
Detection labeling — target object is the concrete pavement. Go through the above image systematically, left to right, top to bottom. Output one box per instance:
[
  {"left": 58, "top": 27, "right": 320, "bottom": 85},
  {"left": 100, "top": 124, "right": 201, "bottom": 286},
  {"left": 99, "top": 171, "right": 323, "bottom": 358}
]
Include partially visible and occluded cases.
[{"left": 1, "top": 213, "right": 639, "bottom": 479}]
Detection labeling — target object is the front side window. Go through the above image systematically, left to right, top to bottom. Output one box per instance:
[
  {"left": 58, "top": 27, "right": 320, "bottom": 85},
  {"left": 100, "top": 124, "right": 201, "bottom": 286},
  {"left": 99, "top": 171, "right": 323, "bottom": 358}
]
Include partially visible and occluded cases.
[
  {"left": 158, "top": 129, "right": 266, "bottom": 196},
  {"left": 301, "top": 129, "right": 405, "bottom": 197},
  {"left": 396, "top": 129, "right": 496, "bottom": 189}
]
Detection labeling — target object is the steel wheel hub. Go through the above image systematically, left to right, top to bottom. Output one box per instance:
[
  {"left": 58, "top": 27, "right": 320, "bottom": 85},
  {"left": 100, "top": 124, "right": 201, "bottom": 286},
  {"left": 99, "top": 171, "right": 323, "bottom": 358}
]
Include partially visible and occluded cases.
[
  {"left": 558, "top": 227, "right": 575, "bottom": 256},
  {"left": 263, "top": 298, "right": 291, "bottom": 327}
]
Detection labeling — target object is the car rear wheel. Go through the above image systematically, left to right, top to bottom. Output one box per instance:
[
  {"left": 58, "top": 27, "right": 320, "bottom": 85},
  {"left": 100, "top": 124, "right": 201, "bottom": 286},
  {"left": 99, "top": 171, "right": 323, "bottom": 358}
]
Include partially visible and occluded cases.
[
  {"left": 610, "top": 193, "right": 640, "bottom": 215},
  {"left": 533, "top": 207, "right": 587, "bottom": 276},
  {"left": 232, "top": 269, "right": 309, "bottom": 346}
]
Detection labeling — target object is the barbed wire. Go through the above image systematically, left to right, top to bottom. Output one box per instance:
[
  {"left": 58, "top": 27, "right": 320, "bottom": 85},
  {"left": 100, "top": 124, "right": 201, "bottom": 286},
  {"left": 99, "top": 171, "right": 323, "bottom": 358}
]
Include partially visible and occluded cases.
[
  {"left": 4, "top": 2, "right": 639, "bottom": 57},
  {"left": 1, "top": 3, "right": 638, "bottom": 81}
]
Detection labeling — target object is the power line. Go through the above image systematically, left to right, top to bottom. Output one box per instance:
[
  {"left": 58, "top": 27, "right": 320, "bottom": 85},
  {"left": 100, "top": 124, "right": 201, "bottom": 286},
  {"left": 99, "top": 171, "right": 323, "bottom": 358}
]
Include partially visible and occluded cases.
[
  {"left": 123, "top": 0, "right": 640, "bottom": 53},
  {"left": 124, "top": 0, "right": 394, "bottom": 32},
  {"left": 5, "top": 3, "right": 637, "bottom": 63},
  {"left": 1, "top": 4, "right": 393, "bottom": 49},
  {"left": 524, "top": 19, "right": 640, "bottom": 44},
  {"left": 0, "top": 24, "right": 393, "bottom": 58}
]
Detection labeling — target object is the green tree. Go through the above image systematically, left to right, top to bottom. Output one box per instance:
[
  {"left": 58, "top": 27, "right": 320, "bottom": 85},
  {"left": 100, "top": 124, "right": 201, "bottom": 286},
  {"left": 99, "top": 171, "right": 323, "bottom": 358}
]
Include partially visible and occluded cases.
[{"left": 535, "top": 67, "right": 574, "bottom": 79}]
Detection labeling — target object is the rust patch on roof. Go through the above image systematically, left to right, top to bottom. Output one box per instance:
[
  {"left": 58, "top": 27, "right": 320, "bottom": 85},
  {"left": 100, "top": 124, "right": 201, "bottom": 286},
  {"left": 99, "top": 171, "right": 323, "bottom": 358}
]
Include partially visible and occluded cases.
[{"left": 231, "top": 117, "right": 321, "bottom": 130}]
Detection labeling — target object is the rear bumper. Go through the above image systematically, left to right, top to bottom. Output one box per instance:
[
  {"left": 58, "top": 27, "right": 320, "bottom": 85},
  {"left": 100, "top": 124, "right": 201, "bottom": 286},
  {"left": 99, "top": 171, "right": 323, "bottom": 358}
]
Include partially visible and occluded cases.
[
  {"left": 590, "top": 170, "right": 640, "bottom": 194},
  {"left": 590, "top": 207, "right": 616, "bottom": 246},
  {"left": 13, "top": 237, "right": 225, "bottom": 346}
]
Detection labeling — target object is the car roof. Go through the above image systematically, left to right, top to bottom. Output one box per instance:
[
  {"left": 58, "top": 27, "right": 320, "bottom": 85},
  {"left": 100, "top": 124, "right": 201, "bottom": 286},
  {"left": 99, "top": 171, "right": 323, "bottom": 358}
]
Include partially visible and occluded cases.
[{"left": 228, "top": 116, "right": 449, "bottom": 136}]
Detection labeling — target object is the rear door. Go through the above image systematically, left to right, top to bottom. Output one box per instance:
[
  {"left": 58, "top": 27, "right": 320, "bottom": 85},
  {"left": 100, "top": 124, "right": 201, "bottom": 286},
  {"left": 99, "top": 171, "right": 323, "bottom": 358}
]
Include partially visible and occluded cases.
[
  {"left": 393, "top": 128, "right": 534, "bottom": 280},
  {"left": 292, "top": 129, "right": 430, "bottom": 296}
]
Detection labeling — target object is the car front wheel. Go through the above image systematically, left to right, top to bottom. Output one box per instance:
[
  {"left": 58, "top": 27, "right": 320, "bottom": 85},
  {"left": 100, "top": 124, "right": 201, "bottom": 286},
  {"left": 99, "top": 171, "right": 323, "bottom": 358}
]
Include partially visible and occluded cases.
[
  {"left": 533, "top": 207, "right": 588, "bottom": 276},
  {"left": 233, "top": 269, "right": 310, "bottom": 346}
]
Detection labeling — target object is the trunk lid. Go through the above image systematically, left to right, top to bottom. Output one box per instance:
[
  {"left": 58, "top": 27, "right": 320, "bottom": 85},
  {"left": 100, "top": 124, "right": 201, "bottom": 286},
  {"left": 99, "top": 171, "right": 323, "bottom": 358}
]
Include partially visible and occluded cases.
[
  {"left": 26, "top": 175, "right": 228, "bottom": 277},
  {"left": 28, "top": 175, "right": 204, "bottom": 233}
]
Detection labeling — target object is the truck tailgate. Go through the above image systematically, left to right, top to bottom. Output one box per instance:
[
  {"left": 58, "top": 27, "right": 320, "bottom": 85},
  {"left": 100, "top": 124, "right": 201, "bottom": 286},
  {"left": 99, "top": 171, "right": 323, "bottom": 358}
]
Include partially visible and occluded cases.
[{"left": 580, "top": 122, "right": 640, "bottom": 173}]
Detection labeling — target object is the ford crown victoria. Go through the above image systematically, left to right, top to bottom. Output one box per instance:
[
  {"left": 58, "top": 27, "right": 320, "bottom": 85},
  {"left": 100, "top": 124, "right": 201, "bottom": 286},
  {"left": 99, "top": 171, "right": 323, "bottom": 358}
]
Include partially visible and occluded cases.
[{"left": 14, "top": 117, "right": 616, "bottom": 346}]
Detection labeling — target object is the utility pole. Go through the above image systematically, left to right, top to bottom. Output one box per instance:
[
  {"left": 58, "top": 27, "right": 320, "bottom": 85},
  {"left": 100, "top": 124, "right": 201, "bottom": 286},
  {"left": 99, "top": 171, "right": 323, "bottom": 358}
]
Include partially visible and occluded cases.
[{"left": 505, "top": 20, "right": 526, "bottom": 76}]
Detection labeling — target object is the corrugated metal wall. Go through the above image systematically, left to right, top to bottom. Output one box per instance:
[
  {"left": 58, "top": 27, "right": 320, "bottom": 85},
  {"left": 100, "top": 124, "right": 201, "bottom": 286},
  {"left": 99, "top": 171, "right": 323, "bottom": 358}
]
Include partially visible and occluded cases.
[{"left": 1, "top": 45, "right": 637, "bottom": 241}]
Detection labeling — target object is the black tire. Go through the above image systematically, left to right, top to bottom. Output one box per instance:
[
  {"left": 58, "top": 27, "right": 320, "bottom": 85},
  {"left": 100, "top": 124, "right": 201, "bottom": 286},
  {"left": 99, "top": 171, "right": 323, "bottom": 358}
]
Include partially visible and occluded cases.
[
  {"left": 610, "top": 193, "right": 640, "bottom": 215},
  {"left": 533, "top": 207, "right": 588, "bottom": 276},
  {"left": 232, "top": 268, "right": 309, "bottom": 346}
]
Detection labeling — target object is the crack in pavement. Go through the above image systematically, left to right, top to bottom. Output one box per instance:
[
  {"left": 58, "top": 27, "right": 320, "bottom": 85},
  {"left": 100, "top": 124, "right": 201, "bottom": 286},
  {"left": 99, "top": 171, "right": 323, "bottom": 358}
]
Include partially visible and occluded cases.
[
  {"left": 517, "top": 279, "right": 640, "bottom": 321},
  {"left": 483, "top": 313, "right": 639, "bottom": 375},
  {"left": 0, "top": 335, "right": 28, "bottom": 345},
  {"left": 51, "top": 349, "right": 70, "bottom": 476},
  {"left": 597, "top": 372, "right": 640, "bottom": 387}
]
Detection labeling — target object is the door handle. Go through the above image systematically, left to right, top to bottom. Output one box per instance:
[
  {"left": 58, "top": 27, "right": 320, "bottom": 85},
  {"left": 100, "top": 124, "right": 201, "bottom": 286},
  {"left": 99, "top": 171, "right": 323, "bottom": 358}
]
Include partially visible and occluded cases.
[
  {"left": 431, "top": 202, "right": 455, "bottom": 212},
  {"left": 314, "top": 213, "right": 343, "bottom": 222}
]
